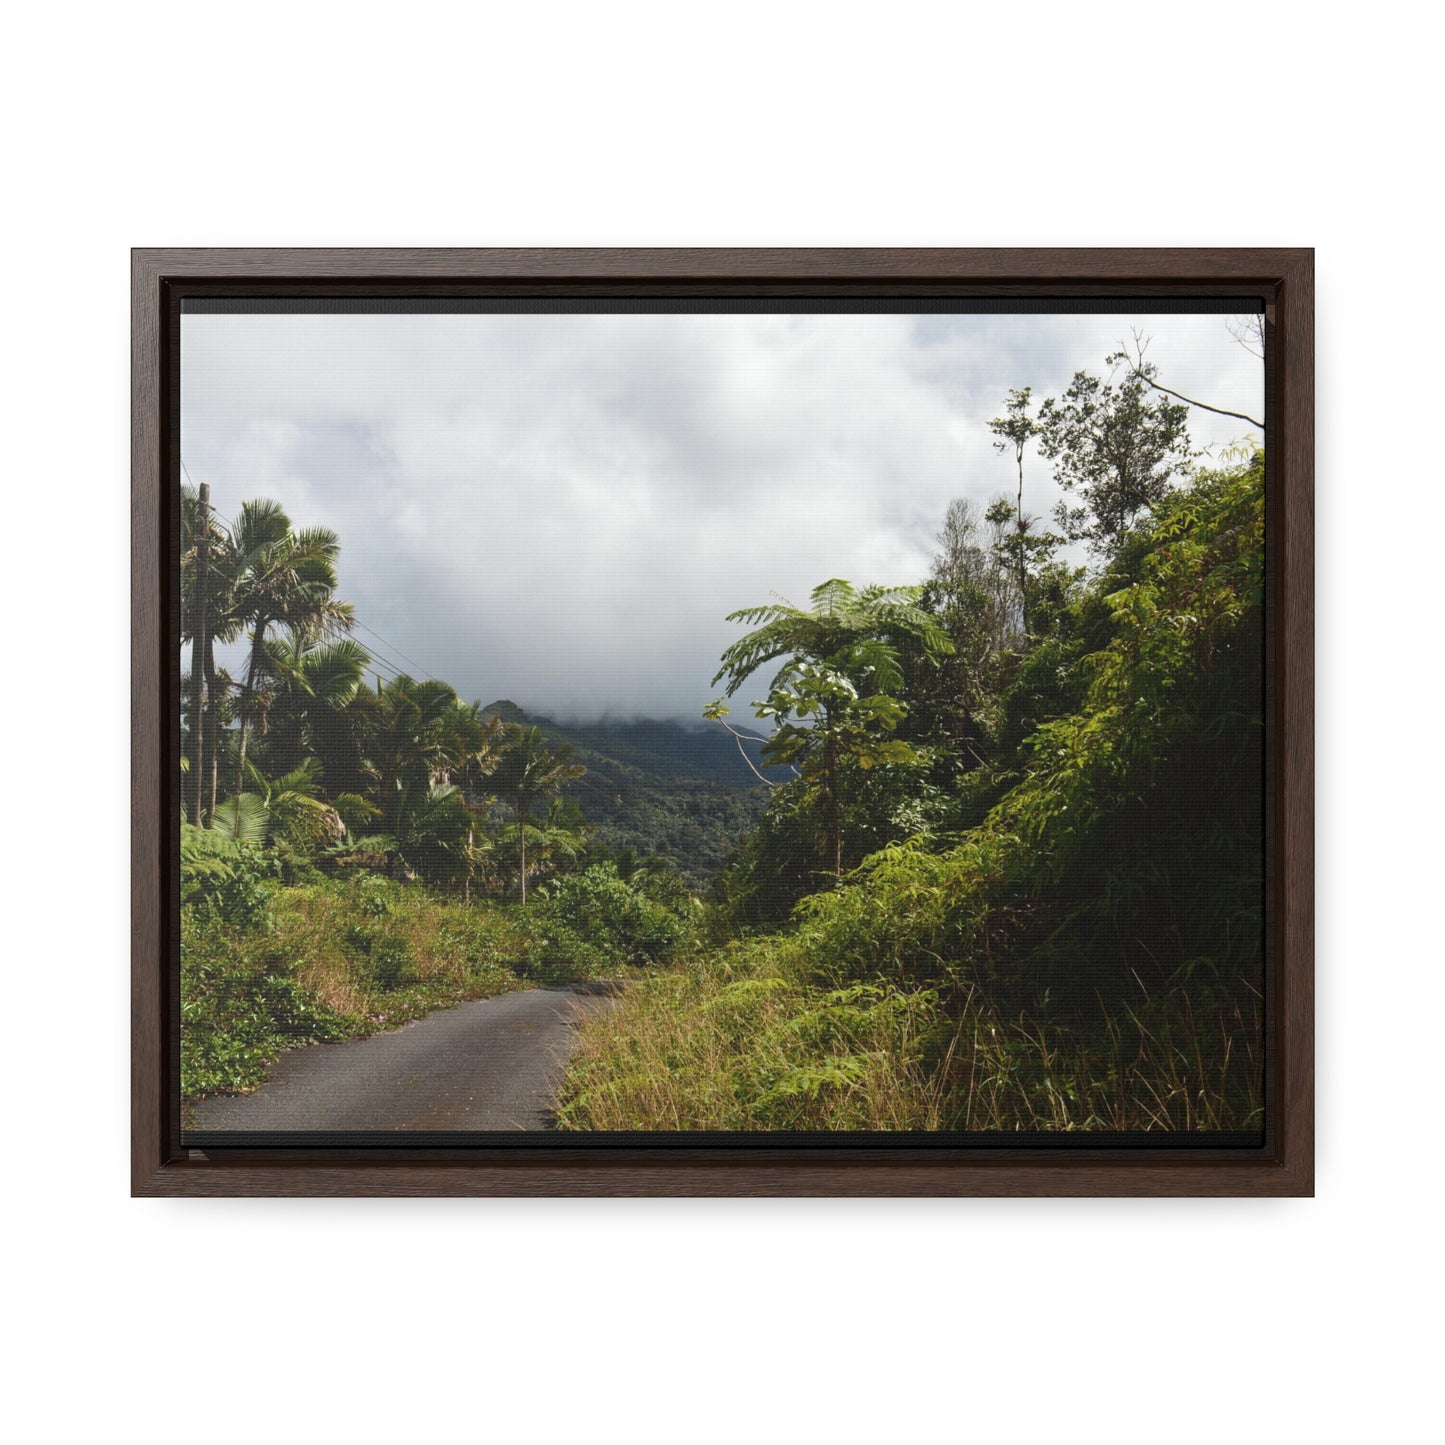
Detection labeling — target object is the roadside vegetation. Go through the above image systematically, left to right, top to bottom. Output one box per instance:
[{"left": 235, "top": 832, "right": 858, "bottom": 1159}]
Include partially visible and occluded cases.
[
  {"left": 183, "top": 338, "right": 1265, "bottom": 1132},
  {"left": 561, "top": 347, "right": 1266, "bottom": 1134},
  {"left": 178, "top": 498, "right": 700, "bottom": 1100},
  {"left": 181, "top": 839, "right": 693, "bottom": 1097}
]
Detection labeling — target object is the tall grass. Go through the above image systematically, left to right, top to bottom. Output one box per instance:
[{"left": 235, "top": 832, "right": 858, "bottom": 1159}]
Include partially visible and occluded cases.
[
  {"left": 557, "top": 941, "right": 953, "bottom": 1131},
  {"left": 558, "top": 941, "right": 1263, "bottom": 1133},
  {"left": 941, "top": 980, "right": 1263, "bottom": 1132}
]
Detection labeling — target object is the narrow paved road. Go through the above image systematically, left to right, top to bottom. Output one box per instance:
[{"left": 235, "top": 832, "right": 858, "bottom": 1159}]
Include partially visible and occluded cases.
[{"left": 188, "top": 983, "right": 615, "bottom": 1134}]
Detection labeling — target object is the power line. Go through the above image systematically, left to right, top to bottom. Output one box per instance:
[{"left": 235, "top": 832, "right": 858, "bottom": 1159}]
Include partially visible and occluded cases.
[
  {"left": 183, "top": 459, "right": 452, "bottom": 691},
  {"left": 321, "top": 618, "right": 424, "bottom": 689},
  {"left": 349, "top": 618, "right": 445, "bottom": 685},
  {"left": 319, "top": 619, "right": 405, "bottom": 688}
]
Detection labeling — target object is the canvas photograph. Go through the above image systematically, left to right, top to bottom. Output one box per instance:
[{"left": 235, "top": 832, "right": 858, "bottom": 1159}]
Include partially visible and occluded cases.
[{"left": 176, "top": 298, "right": 1267, "bottom": 1145}]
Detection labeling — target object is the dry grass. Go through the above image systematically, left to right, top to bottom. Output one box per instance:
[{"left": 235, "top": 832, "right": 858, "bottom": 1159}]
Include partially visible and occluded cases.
[
  {"left": 273, "top": 878, "right": 529, "bottom": 1024},
  {"left": 557, "top": 943, "right": 953, "bottom": 1131},
  {"left": 558, "top": 944, "right": 1264, "bottom": 1134},
  {"left": 941, "top": 982, "right": 1263, "bottom": 1132}
]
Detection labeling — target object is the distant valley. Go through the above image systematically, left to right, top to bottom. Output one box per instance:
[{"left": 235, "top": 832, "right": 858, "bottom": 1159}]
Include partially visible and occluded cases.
[{"left": 480, "top": 701, "right": 784, "bottom": 886}]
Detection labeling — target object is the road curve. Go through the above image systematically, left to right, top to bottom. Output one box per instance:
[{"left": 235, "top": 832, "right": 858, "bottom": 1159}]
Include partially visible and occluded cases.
[{"left": 187, "top": 983, "right": 615, "bottom": 1134}]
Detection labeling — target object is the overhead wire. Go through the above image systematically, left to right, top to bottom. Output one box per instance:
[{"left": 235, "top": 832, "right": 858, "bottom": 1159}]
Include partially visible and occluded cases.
[
  {"left": 182, "top": 459, "right": 450, "bottom": 692},
  {"left": 319, "top": 618, "right": 405, "bottom": 689}
]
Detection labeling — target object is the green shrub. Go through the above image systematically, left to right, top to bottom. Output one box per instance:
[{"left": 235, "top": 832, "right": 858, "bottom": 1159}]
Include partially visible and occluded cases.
[
  {"left": 180, "top": 823, "right": 274, "bottom": 929},
  {"left": 542, "top": 864, "right": 690, "bottom": 965},
  {"left": 353, "top": 874, "right": 395, "bottom": 918},
  {"left": 180, "top": 910, "right": 347, "bottom": 1096},
  {"left": 514, "top": 919, "right": 610, "bottom": 985},
  {"left": 369, "top": 936, "right": 415, "bottom": 990}
]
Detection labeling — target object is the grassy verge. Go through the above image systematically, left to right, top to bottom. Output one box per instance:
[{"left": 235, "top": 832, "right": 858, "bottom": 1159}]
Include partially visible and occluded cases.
[
  {"left": 181, "top": 872, "right": 607, "bottom": 1100},
  {"left": 557, "top": 933, "right": 1263, "bottom": 1133},
  {"left": 557, "top": 938, "right": 954, "bottom": 1131}
]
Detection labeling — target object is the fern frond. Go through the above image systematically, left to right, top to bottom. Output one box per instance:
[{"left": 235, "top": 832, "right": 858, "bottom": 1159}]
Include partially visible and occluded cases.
[
  {"left": 810, "top": 578, "right": 858, "bottom": 616},
  {"left": 723, "top": 603, "right": 798, "bottom": 628}
]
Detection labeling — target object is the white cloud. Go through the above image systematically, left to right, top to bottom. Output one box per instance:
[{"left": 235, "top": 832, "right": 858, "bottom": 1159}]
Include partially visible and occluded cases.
[{"left": 182, "top": 308, "right": 1264, "bottom": 720}]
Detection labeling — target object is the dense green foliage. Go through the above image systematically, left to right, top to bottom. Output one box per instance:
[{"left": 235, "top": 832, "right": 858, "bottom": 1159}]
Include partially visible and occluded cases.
[
  {"left": 183, "top": 351, "right": 1265, "bottom": 1135},
  {"left": 563, "top": 437, "right": 1266, "bottom": 1133},
  {"left": 178, "top": 502, "right": 707, "bottom": 1099},
  {"left": 482, "top": 704, "right": 775, "bottom": 886},
  {"left": 180, "top": 863, "right": 692, "bottom": 1099},
  {"left": 542, "top": 865, "right": 694, "bottom": 966}
]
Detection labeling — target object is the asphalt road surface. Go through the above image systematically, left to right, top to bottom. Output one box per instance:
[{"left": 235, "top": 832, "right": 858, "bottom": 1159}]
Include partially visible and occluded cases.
[{"left": 189, "top": 983, "right": 615, "bottom": 1133}]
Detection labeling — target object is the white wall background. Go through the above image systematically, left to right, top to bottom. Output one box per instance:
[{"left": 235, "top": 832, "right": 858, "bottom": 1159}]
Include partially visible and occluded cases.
[{"left": 0, "top": 4, "right": 1435, "bottom": 1441}]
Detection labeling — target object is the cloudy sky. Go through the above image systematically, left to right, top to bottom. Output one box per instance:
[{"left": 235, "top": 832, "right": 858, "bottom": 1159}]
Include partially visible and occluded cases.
[{"left": 181, "top": 307, "right": 1264, "bottom": 722}]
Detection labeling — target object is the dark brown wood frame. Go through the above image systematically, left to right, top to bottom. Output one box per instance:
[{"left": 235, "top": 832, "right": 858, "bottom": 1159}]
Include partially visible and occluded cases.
[{"left": 132, "top": 248, "right": 1313, "bottom": 1197}]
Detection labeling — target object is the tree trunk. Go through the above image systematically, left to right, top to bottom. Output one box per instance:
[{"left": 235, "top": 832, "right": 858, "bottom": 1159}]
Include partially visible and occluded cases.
[
  {"left": 1016, "top": 450, "right": 1030, "bottom": 638},
  {"left": 190, "top": 485, "right": 210, "bottom": 825},
  {"left": 234, "top": 619, "right": 267, "bottom": 798},
  {"left": 205, "top": 645, "right": 221, "bottom": 823},
  {"left": 188, "top": 658, "right": 205, "bottom": 824},
  {"left": 234, "top": 716, "right": 251, "bottom": 799},
  {"left": 824, "top": 729, "right": 841, "bottom": 883},
  {"left": 518, "top": 802, "right": 528, "bottom": 905}
]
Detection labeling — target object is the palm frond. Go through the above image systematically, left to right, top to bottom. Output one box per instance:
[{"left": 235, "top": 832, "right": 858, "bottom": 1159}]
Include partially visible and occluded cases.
[{"left": 210, "top": 792, "right": 270, "bottom": 842}]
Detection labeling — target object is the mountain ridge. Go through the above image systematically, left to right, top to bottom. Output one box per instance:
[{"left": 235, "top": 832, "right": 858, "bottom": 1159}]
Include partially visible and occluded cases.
[{"left": 479, "top": 700, "right": 781, "bottom": 885}]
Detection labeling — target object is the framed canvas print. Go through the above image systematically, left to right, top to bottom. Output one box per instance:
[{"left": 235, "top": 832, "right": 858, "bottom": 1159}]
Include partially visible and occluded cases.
[{"left": 132, "top": 248, "right": 1313, "bottom": 1196}]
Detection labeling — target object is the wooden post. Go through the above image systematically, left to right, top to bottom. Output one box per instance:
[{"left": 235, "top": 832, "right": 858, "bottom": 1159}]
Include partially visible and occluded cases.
[{"left": 190, "top": 484, "right": 210, "bottom": 825}]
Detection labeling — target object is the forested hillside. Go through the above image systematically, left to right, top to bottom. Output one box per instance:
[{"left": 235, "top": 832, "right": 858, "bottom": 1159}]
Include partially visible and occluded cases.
[{"left": 479, "top": 703, "right": 776, "bottom": 886}]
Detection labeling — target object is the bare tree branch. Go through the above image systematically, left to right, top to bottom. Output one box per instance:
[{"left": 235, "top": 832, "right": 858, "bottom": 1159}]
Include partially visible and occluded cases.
[
  {"left": 1227, "top": 314, "right": 1265, "bottom": 359},
  {"left": 1118, "top": 330, "right": 1264, "bottom": 431},
  {"left": 1134, "top": 371, "right": 1264, "bottom": 431},
  {"left": 712, "top": 717, "right": 782, "bottom": 788}
]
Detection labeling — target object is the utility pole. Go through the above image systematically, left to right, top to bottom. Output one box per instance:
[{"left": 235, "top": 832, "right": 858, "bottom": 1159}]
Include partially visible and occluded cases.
[{"left": 191, "top": 483, "right": 210, "bottom": 825}]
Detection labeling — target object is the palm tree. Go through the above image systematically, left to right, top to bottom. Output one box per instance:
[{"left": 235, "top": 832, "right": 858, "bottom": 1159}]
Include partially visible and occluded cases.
[
  {"left": 181, "top": 485, "right": 236, "bottom": 823},
  {"left": 227, "top": 500, "right": 353, "bottom": 798},
  {"left": 709, "top": 579, "right": 953, "bottom": 881},
  {"left": 256, "top": 626, "right": 371, "bottom": 779},
  {"left": 353, "top": 675, "right": 465, "bottom": 837},
  {"left": 353, "top": 678, "right": 508, "bottom": 882},
  {"left": 432, "top": 699, "right": 508, "bottom": 790},
  {"left": 433, "top": 701, "right": 507, "bottom": 900},
  {"left": 490, "top": 724, "right": 586, "bottom": 904},
  {"left": 212, "top": 757, "right": 344, "bottom": 855}
]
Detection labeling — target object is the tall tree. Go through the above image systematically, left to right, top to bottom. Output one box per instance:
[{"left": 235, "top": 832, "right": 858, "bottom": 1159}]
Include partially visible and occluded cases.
[
  {"left": 1037, "top": 367, "right": 1195, "bottom": 551},
  {"left": 988, "top": 387, "right": 1042, "bottom": 635},
  {"left": 180, "top": 484, "right": 245, "bottom": 823},
  {"left": 180, "top": 484, "right": 212, "bottom": 822},
  {"left": 931, "top": 497, "right": 1016, "bottom": 650},
  {"left": 227, "top": 500, "right": 353, "bottom": 799},
  {"left": 908, "top": 500, "right": 1018, "bottom": 774},
  {"left": 708, "top": 579, "right": 953, "bottom": 882},
  {"left": 253, "top": 626, "right": 371, "bottom": 779},
  {"left": 354, "top": 675, "right": 468, "bottom": 836},
  {"left": 431, "top": 700, "right": 507, "bottom": 898},
  {"left": 491, "top": 724, "right": 586, "bottom": 904}
]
